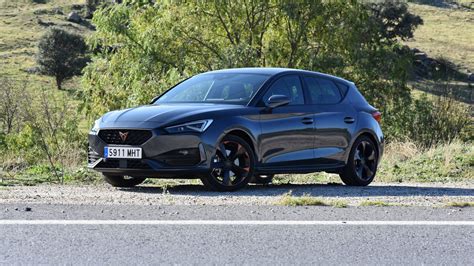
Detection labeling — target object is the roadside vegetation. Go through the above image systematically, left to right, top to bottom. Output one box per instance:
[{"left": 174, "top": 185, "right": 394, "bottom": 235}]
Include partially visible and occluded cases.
[
  {"left": 0, "top": 0, "right": 472, "bottom": 186},
  {"left": 279, "top": 192, "right": 348, "bottom": 208},
  {"left": 445, "top": 202, "right": 474, "bottom": 208}
]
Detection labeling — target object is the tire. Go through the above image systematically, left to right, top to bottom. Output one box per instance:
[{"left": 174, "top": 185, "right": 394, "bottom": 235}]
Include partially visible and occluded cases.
[
  {"left": 201, "top": 135, "right": 256, "bottom": 191},
  {"left": 339, "top": 136, "right": 378, "bottom": 186},
  {"left": 103, "top": 174, "right": 146, "bottom": 187},
  {"left": 250, "top": 174, "right": 274, "bottom": 184}
]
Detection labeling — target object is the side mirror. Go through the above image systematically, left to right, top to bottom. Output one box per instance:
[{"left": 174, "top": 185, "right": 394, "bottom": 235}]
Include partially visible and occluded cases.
[{"left": 266, "top": 95, "right": 290, "bottom": 109}]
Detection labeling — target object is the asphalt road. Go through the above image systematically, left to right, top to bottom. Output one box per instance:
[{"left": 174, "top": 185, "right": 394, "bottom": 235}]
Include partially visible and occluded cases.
[{"left": 1, "top": 204, "right": 473, "bottom": 265}]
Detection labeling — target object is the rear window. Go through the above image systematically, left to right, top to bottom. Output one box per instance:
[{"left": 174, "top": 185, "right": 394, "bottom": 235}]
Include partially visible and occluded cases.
[{"left": 303, "top": 76, "right": 342, "bottom": 104}]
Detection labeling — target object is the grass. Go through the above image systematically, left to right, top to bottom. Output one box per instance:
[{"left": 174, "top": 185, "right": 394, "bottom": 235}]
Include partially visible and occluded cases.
[
  {"left": 0, "top": 0, "right": 92, "bottom": 81},
  {"left": 405, "top": 3, "right": 474, "bottom": 72},
  {"left": 378, "top": 140, "right": 474, "bottom": 183},
  {"left": 278, "top": 192, "right": 348, "bottom": 207},
  {"left": 360, "top": 201, "right": 393, "bottom": 207},
  {"left": 445, "top": 202, "right": 474, "bottom": 208}
]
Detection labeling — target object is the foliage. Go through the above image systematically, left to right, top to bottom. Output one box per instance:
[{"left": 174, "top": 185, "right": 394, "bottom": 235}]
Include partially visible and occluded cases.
[
  {"left": 367, "top": 0, "right": 423, "bottom": 42},
  {"left": 81, "top": 1, "right": 419, "bottom": 124},
  {"left": 37, "top": 27, "right": 89, "bottom": 90},
  {"left": 0, "top": 78, "right": 25, "bottom": 134},
  {"left": 0, "top": 86, "right": 86, "bottom": 184},
  {"left": 383, "top": 90, "right": 472, "bottom": 146}
]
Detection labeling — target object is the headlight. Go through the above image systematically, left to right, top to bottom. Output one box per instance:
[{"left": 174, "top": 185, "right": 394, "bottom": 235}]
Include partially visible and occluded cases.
[
  {"left": 89, "top": 119, "right": 101, "bottom": 135},
  {"left": 165, "top": 119, "right": 213, "bottom": 134}
]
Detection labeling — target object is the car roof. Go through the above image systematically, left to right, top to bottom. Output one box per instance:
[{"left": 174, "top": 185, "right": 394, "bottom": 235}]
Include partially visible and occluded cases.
[{"left": 205, "top": 67, "right": 353, "bottom": 85}]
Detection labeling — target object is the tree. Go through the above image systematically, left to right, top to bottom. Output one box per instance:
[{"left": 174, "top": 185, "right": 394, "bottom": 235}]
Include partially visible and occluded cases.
[
  {"left": 367, "top": 0, "right": 423, "bottom": 43},
  {"left": 81, "top": 1, "right": 422, "bottom": 127},
  {"left": 37, "top": 28, "right": 88, "bottom": 90}
]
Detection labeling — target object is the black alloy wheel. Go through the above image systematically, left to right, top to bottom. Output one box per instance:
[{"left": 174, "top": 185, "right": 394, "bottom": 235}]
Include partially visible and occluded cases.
[
  {"left": 201, "top": 135, "right": 255, "bottom": 191},
  {"left": 339, "top": 136, "right": 378, "bottom": 186}
]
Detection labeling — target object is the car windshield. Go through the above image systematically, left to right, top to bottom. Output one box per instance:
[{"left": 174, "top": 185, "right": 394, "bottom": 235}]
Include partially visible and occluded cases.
[{"left": 155, "top": 73, "right": 270, "bottom": 105}]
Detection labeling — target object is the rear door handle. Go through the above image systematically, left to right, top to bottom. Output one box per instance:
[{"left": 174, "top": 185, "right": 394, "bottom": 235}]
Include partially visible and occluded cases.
[
  {"left": 301, "top": 117, "right": 314, "bottom": 124},
  {"left": 344, "top": 117, "right": 355, "bottom": 124}
]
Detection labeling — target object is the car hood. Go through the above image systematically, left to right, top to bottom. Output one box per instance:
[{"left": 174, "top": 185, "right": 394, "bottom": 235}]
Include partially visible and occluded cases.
[{"left": 100, "top": 103, "right": 245, "bottom": 128}]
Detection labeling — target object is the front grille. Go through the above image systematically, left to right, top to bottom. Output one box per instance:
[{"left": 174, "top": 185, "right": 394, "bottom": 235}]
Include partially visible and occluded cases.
[
  {"left": 98, "top": 130, "right": 152, "bottom": 145},
  {"left": 95, "top": 159, "right": 151, "bottom": 169}
]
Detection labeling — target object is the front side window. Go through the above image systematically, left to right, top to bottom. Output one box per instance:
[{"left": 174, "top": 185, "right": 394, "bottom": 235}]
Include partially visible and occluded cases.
[
  {"left": 156, "top": 73, "right": 270, "bottom": 104},
  {"left": 263, "top": 75, "right": 305, "bottom": 105},
  {"left": 303, "top": 76, "right": 342, "bottom": 104}
]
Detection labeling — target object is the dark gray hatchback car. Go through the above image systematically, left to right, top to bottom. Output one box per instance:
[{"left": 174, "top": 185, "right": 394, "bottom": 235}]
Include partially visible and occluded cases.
[{"left": 88, "top": 68, "right": 383, "bottom": 191}]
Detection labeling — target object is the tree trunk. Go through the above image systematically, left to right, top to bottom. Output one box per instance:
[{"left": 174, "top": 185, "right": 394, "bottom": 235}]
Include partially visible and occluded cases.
[{"left": 55, "top": 76, "right": 62, "bottom": 90}]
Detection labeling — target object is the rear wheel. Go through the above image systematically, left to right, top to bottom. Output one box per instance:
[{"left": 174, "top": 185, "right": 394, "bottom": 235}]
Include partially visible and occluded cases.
[
  {"left": 201, "top": 135, "right": 255, "bottom": 191},
  {"left": 339, "top": 136, "right": 378, "bottom": 186},
  {"left": 103, "top": 174, "right": 146, "bottom": 187},
  {"left": 251, "top": 174, "right": 274, "bottom": 184}
]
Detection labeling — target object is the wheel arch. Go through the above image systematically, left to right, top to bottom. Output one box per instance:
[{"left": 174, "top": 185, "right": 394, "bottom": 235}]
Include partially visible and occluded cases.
[
  {"left": 224, "top": 129, "right": 256, "bottom": 154},
  {"left": 345, "top": 130, "right": 383, "bottom": 164}
]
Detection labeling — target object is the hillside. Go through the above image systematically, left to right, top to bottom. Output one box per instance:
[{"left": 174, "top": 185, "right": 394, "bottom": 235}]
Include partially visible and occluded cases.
[
  {"left": 0, "top": 0, "right": 91, "bottom": 89},
  {"left": 403, "top": 2, "right": 474, "bottom": 103},
  {"left": 405, "top": 3, "right": 473, "bottom": 73}
]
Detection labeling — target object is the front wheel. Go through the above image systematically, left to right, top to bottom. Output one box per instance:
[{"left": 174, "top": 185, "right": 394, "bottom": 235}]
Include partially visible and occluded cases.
[
  {"left": 201, "top": 135, "right": 255, "bottom": 191},
  {"left": 339, "top": 136, "right": 378, "bottom": 186},
  {"left": 103, "top": 174, "right": 146, "bottom": 187}
]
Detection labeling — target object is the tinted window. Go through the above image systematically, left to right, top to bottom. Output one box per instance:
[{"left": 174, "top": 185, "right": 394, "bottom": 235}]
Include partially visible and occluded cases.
[
  {"left": 156, "top": 73, "right": 269, "bottom": 104},
  {"left": 263, "top": 75, "right": 304, "bottom": 105},
  {"left": 303, "top": 76, "right": 342, "bottom": 104},
  {"left": 335, "top": 81, "right": 349, "bottom": 97}
]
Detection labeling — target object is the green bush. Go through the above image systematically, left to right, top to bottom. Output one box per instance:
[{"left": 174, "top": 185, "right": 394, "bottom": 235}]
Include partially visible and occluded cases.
[{"left": 383, "top": 93, "right": 472, "bottom": 147}]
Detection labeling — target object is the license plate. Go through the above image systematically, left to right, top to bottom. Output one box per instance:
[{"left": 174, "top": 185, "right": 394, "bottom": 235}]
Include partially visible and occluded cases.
[{"left": 104, "top": 147, "right": 142, "bottom": 159}]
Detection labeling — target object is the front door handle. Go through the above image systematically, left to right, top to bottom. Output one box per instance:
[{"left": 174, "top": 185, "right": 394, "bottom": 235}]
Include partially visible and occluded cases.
[
  {"left": 301, "top": 117, "right": 314, "bottom": 124},
  {"left": 344, "top": 117, "right": 355, "bottom": 124}
]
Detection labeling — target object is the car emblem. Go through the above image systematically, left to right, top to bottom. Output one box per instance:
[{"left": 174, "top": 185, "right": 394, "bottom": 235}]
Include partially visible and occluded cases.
[{"left": 118, "top": 131, "right": 129, "bottom": 142}]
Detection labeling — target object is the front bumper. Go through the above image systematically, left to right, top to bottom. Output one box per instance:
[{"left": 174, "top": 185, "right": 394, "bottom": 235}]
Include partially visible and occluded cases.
[{"left": 88, "top": 128, "right": 213, "bottom": 178}]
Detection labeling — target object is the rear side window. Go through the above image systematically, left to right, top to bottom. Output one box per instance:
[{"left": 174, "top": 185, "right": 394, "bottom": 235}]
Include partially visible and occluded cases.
[
  {"left": 263, "top": 75, "right": 305, "bottom": 105},
  {"left": 303, "top": 76, "right": 342, "bottom": 104},
  {"left": 335, "top": 82, "right": 349, "bottom": 97}
]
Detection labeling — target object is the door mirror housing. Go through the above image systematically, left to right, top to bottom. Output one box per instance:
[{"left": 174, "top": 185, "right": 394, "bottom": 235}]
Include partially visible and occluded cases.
[{"left": 266, "top": 95, "right": 290, "bottom": 109}]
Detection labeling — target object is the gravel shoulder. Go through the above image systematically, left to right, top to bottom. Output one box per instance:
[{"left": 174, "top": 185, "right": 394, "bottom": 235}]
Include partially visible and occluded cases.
[{"left": 1, "top": 182, "right": 473, "bottom": 207}]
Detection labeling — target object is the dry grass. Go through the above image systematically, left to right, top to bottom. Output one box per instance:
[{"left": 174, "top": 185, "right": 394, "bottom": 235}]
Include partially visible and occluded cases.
[
  {"left": 0, "top": 0, "right": 91, "bottom": 84},
  {"left": 405, "top": 3, "right": 474, "bottom": 72},
  {"left": 378, "top": 140, "right": 474, "bottom": 183},
  {"left": 278, "top": 192, "right": 348, "bottom": 207},
  {"left": 360, "top": 200, "right": 393, "bottom": 207},
  {"left": 445, "top": 201, "right": 474, "bottom": 207}
]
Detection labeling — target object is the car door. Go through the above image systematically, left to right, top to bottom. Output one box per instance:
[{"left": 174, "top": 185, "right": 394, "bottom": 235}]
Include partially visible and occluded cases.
[
  {"left": 258, "top": 75, "right": 315, "bottom": 168},
  {"left": 302, "top": 75, "right": 357, "bottom": 166}
]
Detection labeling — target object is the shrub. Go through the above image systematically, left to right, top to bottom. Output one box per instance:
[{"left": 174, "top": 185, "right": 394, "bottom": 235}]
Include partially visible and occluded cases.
[
  {"left": 37, "top": 28, "right": 89, "bottom": 90},
  {"left": 384, "top": 92, "right": 472, "bottom": 147},
  {"left": 379, "top": 140, "right": 474, "bottom": 183}
]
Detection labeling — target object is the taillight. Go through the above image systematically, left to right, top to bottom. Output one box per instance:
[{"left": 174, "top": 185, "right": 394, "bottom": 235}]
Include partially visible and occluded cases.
[{"left": 372, "top": 111, "right": 382, "bottom": 123}]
